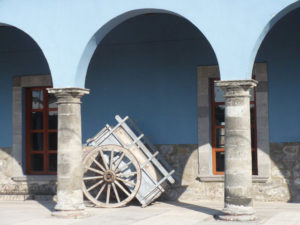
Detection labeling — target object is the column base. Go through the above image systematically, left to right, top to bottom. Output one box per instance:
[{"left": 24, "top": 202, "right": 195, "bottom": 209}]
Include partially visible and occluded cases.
[
  {"left": 54, "top": 190, "right": 86, "bottom": 211},
  {"left": 55, "top": 203, "right": 86, "bottom": 211},
  {"left": 216, "top": 204, "right": 257, "bottom": 221},
  {"left": 52, "top": 210, "right": 89, "bottom": 219},
  {"left": 216, "top": 214, "right": 257, "bottom": 221}
]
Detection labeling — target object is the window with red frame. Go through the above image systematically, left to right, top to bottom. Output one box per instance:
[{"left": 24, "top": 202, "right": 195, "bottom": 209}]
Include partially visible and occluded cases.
[
  {"left": 210, "top": 78, "right": 258, "bottom": 175},
  {"left": 26, "top": 87, "right": 58, "bottom": 174}
]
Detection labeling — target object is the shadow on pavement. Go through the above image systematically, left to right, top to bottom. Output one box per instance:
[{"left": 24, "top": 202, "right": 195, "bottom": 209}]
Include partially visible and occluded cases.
[
  {"left": 35, "top": 200, "right": 56, "bottom": 212},
  {"left": 164, "top": 201, "right": 222, "bottom": 215}
]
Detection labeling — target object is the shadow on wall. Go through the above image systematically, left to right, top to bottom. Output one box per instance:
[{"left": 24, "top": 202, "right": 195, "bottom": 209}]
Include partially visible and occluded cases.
[
  {"left": 252, "top": 6, "right": 300, "bottom": 203},
  {"left": 82, "top": 13, "right": 219, "bottom": 202},
  {"left": 82, "top": 13, "right": 218, "bottom": 145},
  {"left": 157, "top": 143, "right": 300, "bottom": 203},
  {"left": 267, "top": 143, "right": 300, "bottom": 203},
  {"left": 157, "top": 144, "right": 224, "bottom": 202},
  {"left": 157, "top": 145, "right": 196, "bottom": 200},
  {"left": 0, "top": 147, "right": 56, "bottom": 200},
  {"left": 0, "top": 147, "right": 27, "bottom": 198}
]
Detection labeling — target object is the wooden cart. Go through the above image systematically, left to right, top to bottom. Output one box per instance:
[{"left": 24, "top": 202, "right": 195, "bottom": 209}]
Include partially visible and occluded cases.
[{"left": 82, "top": 115, "right": 175, "bottom": 208}]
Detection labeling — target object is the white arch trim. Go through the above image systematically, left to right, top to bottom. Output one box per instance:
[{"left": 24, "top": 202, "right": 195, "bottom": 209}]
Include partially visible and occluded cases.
[
  {"left": 249, "top": 1, "right": 300, "bottom": 77},
  {"left": 75, "top": 8, "right": 220, "bottom": 88}
]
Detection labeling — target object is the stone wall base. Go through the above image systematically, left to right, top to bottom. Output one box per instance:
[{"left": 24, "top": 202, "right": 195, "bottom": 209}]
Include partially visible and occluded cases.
[
  {"left": 1, "top": 143, "right": 299, "bottom": 202},
  {"left": 158, "top": 143, "right": 300, "bottom": 203},
  {"left": 0, "top": 147, "right": 56, "bottom": 199}
]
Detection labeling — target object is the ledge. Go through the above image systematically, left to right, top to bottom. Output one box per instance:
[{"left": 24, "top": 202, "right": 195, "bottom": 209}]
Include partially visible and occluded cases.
[
  {"left": 12, "top": 175, "right": 57, "bottom": 182},
  {"left": 198, "top": 175, "right": 269, "bottom": 183}
]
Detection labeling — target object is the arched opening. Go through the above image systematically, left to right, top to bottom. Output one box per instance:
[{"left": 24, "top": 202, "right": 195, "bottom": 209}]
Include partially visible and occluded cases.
[
  {"left": 254, "top": 7, "right": 300, "bottom": 202},
  {"left": 82, "top": 13, "right": 218, "bottom": 200},
  {"left": 0, "top": 25, "right": 55, "bottom": 195}
]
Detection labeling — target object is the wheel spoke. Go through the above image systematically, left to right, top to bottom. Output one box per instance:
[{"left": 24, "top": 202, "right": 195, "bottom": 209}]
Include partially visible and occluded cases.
[
  {"left": 83, "top": 145, "right": 142, "bottom": 208},
  {"left": 99, "top": 148, "right": 109, "bottom": 170},
  {"left": 110, "top": 149, "right": 114, "bottom": 170},
  {"left": 113, "top": 152, "right": 125, "bottom": 171},
  {"left": 92, "top": 156, "right": 106, "bottom": 172},
  {"left": 115, "top": 161, "right": 132, "bottom": 173},
  {"left": 85, "top": 166, "right": 104, "bottom": 175},
  {"left": 117, "top": 172, "right": 137, "bottom": 177},
  {"left": 83, "top": 176, "right": 103, "bottom": 181},
  {"left": 116, "top": 177, "right": 136, "bottom": 188},
  {"left": 87, "top": 180, "right": 104, "bottom": 192},
  {"left": 115, "top": 180, "right": 130, "bottom": 197},
  {"left": 96, "top": 183, "right": 106, "bottom": 199},
  {"left": 112, "top": 183, "right": 120, "bottom": 203},
  {"left": 106, "top": 184, "right": 111, "bottom": 204}
]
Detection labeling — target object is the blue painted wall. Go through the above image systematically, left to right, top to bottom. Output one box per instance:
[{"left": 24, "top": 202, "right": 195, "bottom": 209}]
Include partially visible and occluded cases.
[
  {"left": 0, "top": 0, "right": 298, "bottom": 85},
  {"left": 256, "top": 8, "right": 300, "bottom": 142},
  {"left": 1, "top": 9, "right": 300, "bottom": 146},
  {"left": 83, "top": 11, "right": 300, "bottom": 144},
  {"left": 82, "top": 14, "right": 217, "bottom": 144},
  {"left": 0, "top": 27, "right": 50, "bottom": 147}
]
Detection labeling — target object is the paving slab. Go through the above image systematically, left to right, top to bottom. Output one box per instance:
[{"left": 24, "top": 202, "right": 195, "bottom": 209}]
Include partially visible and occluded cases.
[{"left": 0, "top": 200, "right": 299, "bottom": 225}]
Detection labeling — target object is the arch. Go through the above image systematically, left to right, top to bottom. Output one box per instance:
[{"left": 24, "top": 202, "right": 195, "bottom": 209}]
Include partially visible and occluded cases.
[
  {"left": 249, "top": 1, "right": 300, "bottom": 75},
  {"left": 252, "top": 3, "right": 300, "bottom": 202},
  {"left": 75, "top": 8, "right": 219, "bottom": 87},
  {"left": 0, "top": 23, "right": 52, "bottom": 79},
  {"left": 0, "top": 23, "right": 54, "bottom": 176}
]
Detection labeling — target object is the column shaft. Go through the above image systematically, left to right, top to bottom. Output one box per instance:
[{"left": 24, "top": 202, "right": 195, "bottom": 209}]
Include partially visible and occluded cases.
[
  {"left": 216, "top": 80, "right": 257, "bottom": 221},
  {"left": 48, "top": 88, "right": 89, "bottom": 212}
]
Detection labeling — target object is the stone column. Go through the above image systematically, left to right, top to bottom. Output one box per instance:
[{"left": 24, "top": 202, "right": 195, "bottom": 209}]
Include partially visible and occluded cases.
[
  {"left": 215, "top": 80, "right": 257, "bottom": 221},
  {"left": 48, "top": 88, "right": 89, "bottom": 218}
]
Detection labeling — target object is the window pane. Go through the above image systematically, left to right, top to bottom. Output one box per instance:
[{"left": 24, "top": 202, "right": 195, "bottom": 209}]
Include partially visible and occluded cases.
[
  {"left": 214, "top": 85, "right": 225, "bottom": 102},
  {"left": 250, "top": 88, "right": 254, "bottom": 102},
  {"left": 32, "top": 90, "right": 43, "bottom": 109},
  {"left": 48, "top": 93, "right": 57, "bottom": 109},
  {"left": 250, "top": 104, "right": 255, "bottom": 125},
  {"left": 215, "top": 105, "right": 225, "bottom": 125},
  {"left": 48, "top": 111, "right": 57, "bottom": 129},
  {"left": 31, "top": 112, "right": 43, "bottom": 130},
  {"left": 251, "top": 127, "right": 256, "bottom": 148},
  {"left": 216, "top": 128, "right": 225, "bottom": 148},
  {"left": 48, "top": 132, "right": 57, "bottom": 150},
  {"left": 32, "top": 133, "right": 43, "bottom": 151},
  {"left": 216, "top": 151, "right": 225, "bottom": 172},
  {"left": 252, "top": 151, "right": 257, "bottom": 175},
  {"left": 31, "top": 154, "right": 44, "bottom": 171},
  {"left": 49, "top": 154, "right": 57, "bottom": 172}
]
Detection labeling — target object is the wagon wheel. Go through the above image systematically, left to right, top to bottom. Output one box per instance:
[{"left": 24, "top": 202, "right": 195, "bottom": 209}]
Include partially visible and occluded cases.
[{"left": 82, "top": 145, "right": 141, "bottom": 208}]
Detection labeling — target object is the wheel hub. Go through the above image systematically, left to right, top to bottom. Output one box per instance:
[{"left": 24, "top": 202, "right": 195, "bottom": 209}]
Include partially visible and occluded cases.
[{"left": 103, "top": 170, "right": 116, "bottom": 183}]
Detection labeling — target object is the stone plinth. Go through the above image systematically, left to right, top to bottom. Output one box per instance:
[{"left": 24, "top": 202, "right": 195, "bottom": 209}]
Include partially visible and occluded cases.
[
  {"left": 215, "top": 80, "right": 257, "bottom": 221},
  {"left": 47, "top": 88, "right": 89, "bottom": 215}
]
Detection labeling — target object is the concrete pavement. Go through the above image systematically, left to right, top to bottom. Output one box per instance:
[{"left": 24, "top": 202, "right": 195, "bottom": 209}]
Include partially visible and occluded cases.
[{"left": 0, "top": 200, "right": 299, "bottom": 225}]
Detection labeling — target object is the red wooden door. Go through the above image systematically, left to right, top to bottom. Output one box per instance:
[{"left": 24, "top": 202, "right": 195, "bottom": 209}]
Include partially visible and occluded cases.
[{"left": 26, "top": 87, "right": 58, "bottom": 174}]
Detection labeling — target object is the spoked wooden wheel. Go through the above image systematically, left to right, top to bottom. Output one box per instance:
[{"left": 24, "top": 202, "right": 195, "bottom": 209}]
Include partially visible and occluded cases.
[{"left": 82, "top": 145, "right": 141, "bottom": 208}]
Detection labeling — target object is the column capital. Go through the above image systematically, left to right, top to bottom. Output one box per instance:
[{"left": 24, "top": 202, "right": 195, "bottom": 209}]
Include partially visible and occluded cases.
[
  {"left": 215, "top": 79, "right": 258, "bottom": 98},
  {"left": 47, "top": 88, "right": 90, "bottom": 104}
]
